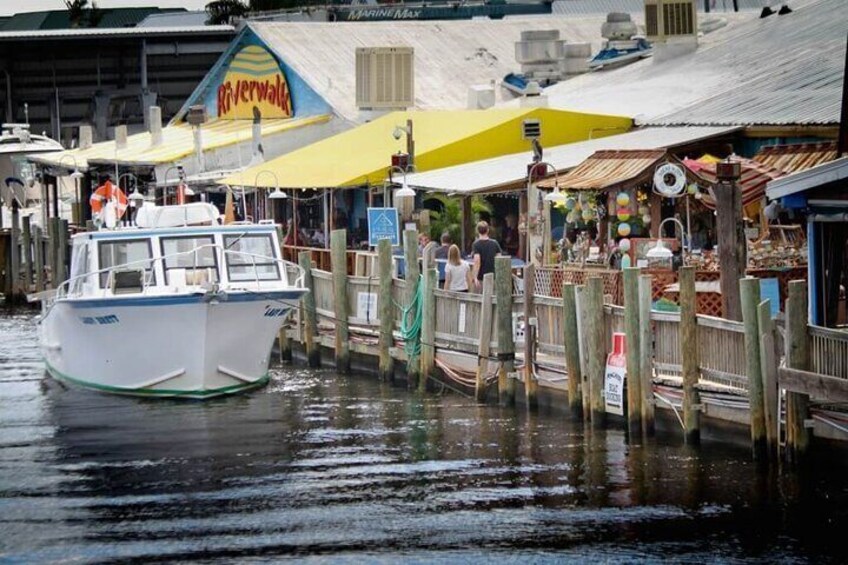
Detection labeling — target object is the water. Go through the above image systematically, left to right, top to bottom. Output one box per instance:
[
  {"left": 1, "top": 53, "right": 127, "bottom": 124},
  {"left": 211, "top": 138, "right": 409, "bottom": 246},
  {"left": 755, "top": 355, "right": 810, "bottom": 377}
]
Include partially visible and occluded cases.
[{"left": 1, "top": 311, "right": 847, "bottom": 563}]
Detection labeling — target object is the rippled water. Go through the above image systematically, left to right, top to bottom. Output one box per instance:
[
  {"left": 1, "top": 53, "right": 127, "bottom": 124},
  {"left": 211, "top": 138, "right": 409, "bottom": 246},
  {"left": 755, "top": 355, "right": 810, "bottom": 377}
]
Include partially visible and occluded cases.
[{"left": 2, "top": 311, "right": 847, "bottom": 563}]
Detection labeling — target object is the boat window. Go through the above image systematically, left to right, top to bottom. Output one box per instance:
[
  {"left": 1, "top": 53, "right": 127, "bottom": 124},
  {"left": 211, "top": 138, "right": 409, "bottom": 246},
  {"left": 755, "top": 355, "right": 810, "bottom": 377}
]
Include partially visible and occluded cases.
[
  {"left": 223, "top": 233, "right": 280, "bottom": 282},
  {"left": 160, "top": 236, "right": 219, "bottom": 285},
  {"left": 98, "top": 239, "right": 156, "bottom": 288},
  {"left": 68, "top": 241, "right": 92, "bottom": 293}
]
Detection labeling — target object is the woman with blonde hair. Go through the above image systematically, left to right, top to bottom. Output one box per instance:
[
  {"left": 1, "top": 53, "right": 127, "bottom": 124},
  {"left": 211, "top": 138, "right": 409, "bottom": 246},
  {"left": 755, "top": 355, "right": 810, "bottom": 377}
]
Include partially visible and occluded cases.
[{"left": 444, "top": 244, "right": 473, "bottom": 292}]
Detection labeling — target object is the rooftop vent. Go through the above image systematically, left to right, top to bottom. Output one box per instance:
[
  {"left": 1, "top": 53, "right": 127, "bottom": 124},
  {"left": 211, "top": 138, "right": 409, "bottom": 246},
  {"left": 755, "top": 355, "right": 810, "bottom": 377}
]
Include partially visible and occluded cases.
[
  {"left": 644, "top": 0, "right": 697, "bottom": 42},
  {"left": 356, "top": 47, "right": 414, "bottom": 110},
  {"left": 522, "top": 119, "right": 541, "bottom": 140}
]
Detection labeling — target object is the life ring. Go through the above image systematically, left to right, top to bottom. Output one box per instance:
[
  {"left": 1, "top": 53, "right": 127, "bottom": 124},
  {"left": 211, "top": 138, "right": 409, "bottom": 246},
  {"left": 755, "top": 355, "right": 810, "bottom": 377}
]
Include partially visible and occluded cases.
[
  {"left": 653, "top": 162, "right": 686, "bottom": 197},
  {"left": 90, "top": 180, "right": 128, "bottom": 218}
]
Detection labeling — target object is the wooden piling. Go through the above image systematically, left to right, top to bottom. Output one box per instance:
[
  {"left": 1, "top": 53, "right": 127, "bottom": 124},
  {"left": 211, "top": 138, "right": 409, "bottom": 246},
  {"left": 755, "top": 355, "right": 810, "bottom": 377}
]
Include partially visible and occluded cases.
[
  {"left": 10, "top": 202, "right": 21, "bottom": 297},
  {"left": 21, "top": 215, "right": 33, "bottom": 291},
  {"left": 46, "top": 218, "right": 56, "bottom": 289},
  {"left": 57, "top": 219, "right": 69, "bottom": 284},
  {"left": 34, "top": 226, "right": 44, "bottom": 292},
  {"left": 330, "top": 229, "right": 350, "bottom": 373},
  {"left": 403, "top": 229, "right": 420, "bottom": 388},
  {"left": 377, "top": 239, "right": 395, "bottom": 382},
  {"left": 298, "top": 251, "right": 321, "bottom": 367},
  {"left": 495, "top": 256, "right": 516, "bottom": 406},
  {"left": 523, "top": 263, "right": 538, "bottom": 410},
  {"left": 679, "top": 266, "right": 701, "bottom": 444},
  {"left": 420, "top": 267, "right": 437, "bottom": 392},
  {"left": 623, "top": 267, "right": 642, "bottom": 435},
  {"left": 476, "top": 273, "right": 495, "bottom": 402},
  {"left": 638, "top": 274, "right": 655, "bottom": 436},
  {"left": 740, "top": 276, "right": 766, "bottom": 458},
  {"left": 584, "top": 277, "right": 605, "bottom": 428},
  {"left": 785, "top": 280, "right": 810, "bottom": 463},
  {"left": 562, "top": 283, "right": 583, "bottom": 417},
  {"left": 575, "top": 284, "right": 591, "bottom": 420},
  {"left": 757, "top": 299, "right": 779, "bottom": 461},
  {"left": 278, "top": 326, "right": 292, "bottom": 363}
]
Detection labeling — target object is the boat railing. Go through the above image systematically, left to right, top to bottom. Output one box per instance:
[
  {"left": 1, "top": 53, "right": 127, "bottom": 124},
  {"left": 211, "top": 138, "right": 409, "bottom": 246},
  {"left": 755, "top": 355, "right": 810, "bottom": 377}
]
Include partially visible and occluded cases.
[{"left": 56, "top": 244, "right": 306, "bottom": 300}]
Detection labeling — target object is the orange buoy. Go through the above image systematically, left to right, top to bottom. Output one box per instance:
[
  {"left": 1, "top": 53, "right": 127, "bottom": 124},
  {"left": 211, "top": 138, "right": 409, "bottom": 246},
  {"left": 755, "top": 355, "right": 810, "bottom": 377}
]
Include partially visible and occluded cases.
[{"left": 90, "top": 180, "right": 128, "bottom": 219}]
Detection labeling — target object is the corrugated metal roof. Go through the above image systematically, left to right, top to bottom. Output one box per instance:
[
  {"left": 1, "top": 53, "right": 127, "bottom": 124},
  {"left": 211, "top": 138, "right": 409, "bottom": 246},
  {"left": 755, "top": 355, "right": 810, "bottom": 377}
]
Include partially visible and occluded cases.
[
  {"left": 538, "top": 0, "right": 847, "bottom": 126},
  {"left": 552, "top": 0, "right": 767, "bottom": 15},
  {"left": 0, "top": 8, "right": 183, "bottom": 31},
  {"left": 249, "top": 16, "right": 612, "bottom": 123},
  {"left": 0, "top": 25, "right": 234, "bottom": 41},
  {"left": 29, "top": 116, "right": 329, "bottom": 170},
  {"left": 405, "top": 125, "right": 739, "bottom": 193},
  {"left": 753, "top": 141, "right": 839, "bottom": 174},
  {"left": 538, "top": 149, "right": 666, "bottom": 190},
  {"left": 684, "top": 156, "right": 785, "bottom": 209},
  {"left": 767, "top": 156, "right": 848, "bottom": 200}
]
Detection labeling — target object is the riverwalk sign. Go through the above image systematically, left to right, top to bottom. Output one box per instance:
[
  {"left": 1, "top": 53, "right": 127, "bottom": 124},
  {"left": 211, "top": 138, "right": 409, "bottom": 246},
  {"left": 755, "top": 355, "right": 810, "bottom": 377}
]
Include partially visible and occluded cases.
[{"left": 367, "top": 207, "right": 400, "bottom": 247}]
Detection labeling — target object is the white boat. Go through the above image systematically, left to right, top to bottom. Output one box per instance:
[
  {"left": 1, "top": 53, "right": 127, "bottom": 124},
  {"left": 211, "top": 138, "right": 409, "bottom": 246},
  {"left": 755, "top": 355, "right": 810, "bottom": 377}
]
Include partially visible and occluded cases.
[{"left": 37, "top": 202, "right": 307, "bottom": 399}]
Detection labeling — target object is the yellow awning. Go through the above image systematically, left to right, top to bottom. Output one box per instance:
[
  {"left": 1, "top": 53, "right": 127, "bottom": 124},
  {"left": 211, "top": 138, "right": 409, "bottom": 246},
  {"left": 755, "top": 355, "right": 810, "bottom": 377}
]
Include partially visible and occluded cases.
[
  {"left": 223, "top": 108, "right": 632, "bottom": 189},
  {"left": 29, "top": 115, "right": 330, "bottom": 170}
]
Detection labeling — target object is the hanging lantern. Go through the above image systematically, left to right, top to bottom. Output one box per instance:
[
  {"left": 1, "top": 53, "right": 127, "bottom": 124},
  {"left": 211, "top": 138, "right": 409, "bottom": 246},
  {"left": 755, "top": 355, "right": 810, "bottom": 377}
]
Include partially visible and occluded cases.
[
  {"left": 687, "top": 183, "right": 698, "bottom": 195},
  {"left": 616, "top": 192, "right": 630, "bottom": 207},
  {"left": 564, "top": 196, "right": 576, "bottom": 210},
  {"left": 638, "top": 205, "right": 649, "bottom": 216},
  {"left": 581, "top": 208, "right": 594, "bottom": 222},
  {"left": 616, "top": 208, "right": 631, "bottom": 221},
  {"left": 566, "top": 211, "right": 576, "bottom": 223},
  {"left": 642, "top": 214, "right": 651, "bottom": 225},
  {"left": 617, "top": 222, "right": 631, "bottom": 237},
  {"left": 619, "top": 238, "right": 631, "bottom": 252}
]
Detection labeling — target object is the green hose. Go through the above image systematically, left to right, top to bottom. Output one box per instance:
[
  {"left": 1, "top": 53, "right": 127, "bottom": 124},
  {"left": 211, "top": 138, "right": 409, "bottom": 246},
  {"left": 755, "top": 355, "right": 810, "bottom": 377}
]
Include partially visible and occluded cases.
[{"left": 398, "top": 274, "right": 424, "bottom": 362}]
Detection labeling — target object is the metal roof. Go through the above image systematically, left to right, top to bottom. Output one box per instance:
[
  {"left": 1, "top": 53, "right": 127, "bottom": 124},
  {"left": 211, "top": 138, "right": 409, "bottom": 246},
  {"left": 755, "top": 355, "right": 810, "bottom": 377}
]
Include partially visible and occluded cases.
[
  {"left": 538, "top": 0, "right": 847, "bottom": 126},
  {"left": 552, "top": 0, "right": 768, "bottom": 14},
  {"left": 0, "top": 8, "right": 185, "bottom": 31},
  {"left": 249, "top": 16, "right": 612, "bottom": 123},
  {"left": 0, "top": 25, "right": 235, "bottom": 41},
  {"left": 29, "top": 116, "right": 329, "bottom": 171},
  {"left": 405, "top": 125, "right": 739, "bottom": 193},
  {"left": 753, "top": 141, "right": 839, "bottom": 174},
  {"left": 538, "top": 149, "right": 667, "bottom": 190},
  {"left": 684, "top": 156, "right": 785, "bottom": 210},
  {"left": 766, "top": 156, "right": 848, "bottom": 200}
]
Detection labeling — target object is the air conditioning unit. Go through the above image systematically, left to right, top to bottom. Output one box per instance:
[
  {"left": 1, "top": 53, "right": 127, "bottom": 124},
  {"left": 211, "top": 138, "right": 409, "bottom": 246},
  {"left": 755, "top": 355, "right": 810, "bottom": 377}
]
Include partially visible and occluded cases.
[
  {"left": 644, "top": 0, "right": 697, "bottom": 42},
  {"left": 356, "top": 47, "right": 414, "bottom": 110}
]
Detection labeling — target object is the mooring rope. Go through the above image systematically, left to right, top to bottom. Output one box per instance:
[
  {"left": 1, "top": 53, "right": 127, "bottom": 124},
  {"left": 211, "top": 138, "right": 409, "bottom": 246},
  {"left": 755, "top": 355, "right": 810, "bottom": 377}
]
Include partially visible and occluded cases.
[{"left": 396, "top": 274, "right": 424, "bottom": 364}]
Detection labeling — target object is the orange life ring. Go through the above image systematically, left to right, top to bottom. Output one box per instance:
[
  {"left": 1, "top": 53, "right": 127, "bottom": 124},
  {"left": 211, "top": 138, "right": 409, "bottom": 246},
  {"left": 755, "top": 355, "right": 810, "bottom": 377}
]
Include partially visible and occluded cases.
[{"left": 90, "top": 180, "right": 128, "bottom": 218}]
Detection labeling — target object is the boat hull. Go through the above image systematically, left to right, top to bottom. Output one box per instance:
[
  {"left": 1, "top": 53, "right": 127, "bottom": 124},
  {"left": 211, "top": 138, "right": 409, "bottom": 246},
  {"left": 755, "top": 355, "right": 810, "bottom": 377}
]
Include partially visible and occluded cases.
[{"left": 40, "top": 291, "right": 304, "bottom": 399}]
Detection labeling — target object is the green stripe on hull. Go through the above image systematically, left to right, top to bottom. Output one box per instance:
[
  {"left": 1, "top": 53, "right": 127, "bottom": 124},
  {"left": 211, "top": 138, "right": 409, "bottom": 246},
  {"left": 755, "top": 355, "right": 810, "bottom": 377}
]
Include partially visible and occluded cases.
[{"left": 44, "top": 361, "right": 269, "bottom": 399}]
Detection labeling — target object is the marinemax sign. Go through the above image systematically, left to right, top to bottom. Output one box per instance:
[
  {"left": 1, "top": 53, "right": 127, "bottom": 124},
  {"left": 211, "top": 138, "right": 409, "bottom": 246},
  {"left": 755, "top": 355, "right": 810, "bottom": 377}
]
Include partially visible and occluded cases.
[
  {"left": 343, "top": 8, "right": 423, "bottom": 20},
  {"left": 217, "top": 45, "right": 293, "bottom": 119}
]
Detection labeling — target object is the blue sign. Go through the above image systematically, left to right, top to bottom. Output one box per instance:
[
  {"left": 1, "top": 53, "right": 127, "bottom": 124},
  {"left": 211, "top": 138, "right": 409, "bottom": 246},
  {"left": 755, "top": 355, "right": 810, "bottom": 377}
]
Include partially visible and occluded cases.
[
  {"left": 367, "top": 207, "right": 400, "bottom": 247},
  {"left": 760, "top": 278, "right": 780, "bottom": 317}
]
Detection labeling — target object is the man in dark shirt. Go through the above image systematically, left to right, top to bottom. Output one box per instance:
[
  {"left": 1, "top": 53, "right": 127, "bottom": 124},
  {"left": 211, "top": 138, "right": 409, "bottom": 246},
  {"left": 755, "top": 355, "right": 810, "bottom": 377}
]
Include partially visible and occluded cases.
[
  {"left": 472, "top": 221, "right": 502, "bottom": 289},
  {"left": 434, "top": 232, "right": 451, "bottom": 260}
]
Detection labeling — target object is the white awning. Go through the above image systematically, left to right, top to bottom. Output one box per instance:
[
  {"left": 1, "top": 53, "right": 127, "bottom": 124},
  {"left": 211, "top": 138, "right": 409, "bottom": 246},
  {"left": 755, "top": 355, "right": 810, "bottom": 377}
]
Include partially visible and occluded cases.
[
  {"left": 404, "top": 126, "right": 741, "bottom": 195},
  {"left": 766, "top": 156, "right": 848, "bottom": 201}
]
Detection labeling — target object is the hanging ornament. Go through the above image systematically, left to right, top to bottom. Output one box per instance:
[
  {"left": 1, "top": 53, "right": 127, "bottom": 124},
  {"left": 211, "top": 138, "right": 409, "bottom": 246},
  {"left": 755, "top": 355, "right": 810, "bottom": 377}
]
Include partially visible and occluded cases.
[
  {"left": 687, "top": 183, "right": 698, "bottom": 195},
  {"left": 616, "top": 192, "right": 630, "bottom": 207},
  {"left": 564, "top": 197, "right": 575, "bottom": 210},
  {"left": 638, "top": 205, "right": 649, "bottom": 216},
  {"left": 582, "top": 208, "right": 594, "bottom": 222},
  {"left": 617, "top": 208, "right": 631, "bottom": 221},
  {"left": 566, "top": 211, "right": 576, "bottom": 223},
  {"left": 642, "top": 214, "right": 651, "bottom": 225},
  {"left": 617, "top": 222, "right": 631, "bottom": 237},
  {"left": 619, "top": 238, "right": 631, "bottom": 252}
]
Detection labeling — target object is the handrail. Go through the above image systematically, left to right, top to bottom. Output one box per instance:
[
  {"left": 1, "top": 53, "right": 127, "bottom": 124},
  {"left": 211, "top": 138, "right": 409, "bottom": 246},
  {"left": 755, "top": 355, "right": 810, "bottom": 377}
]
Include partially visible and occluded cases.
[{"left": 55, "top": 243, "right": 305, "bottom": 301}]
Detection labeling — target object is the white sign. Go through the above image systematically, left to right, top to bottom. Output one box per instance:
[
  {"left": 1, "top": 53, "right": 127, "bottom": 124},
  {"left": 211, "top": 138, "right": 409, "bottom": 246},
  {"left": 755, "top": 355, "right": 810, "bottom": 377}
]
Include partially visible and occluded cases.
[
  {"left": 653, "top": 162, "right": 686, "bottom": 198},
  {"left": 356, "top": 292, "right": 378, "bottom": 321},
  {"left": 458, "top": 303, "right": 467, "bottom": 334},
  {"left": 513, "top": 312, "right": 525, "bottom": 344},
  {"left": 604, "top": 365, "right": 625, "bottom": 416}
]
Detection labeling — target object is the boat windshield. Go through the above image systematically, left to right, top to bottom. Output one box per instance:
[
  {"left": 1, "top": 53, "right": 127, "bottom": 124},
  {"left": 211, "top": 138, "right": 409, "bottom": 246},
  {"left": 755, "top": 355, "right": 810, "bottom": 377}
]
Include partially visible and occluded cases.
[
  {"left": 223, "top": 233, "right": 280, "bottom": 282},
  {"left": 160, "top": 236, "right": 219, "bottom": 285},
  {"left": 98, "top": 239, "right": 156, "bottom": 288}
]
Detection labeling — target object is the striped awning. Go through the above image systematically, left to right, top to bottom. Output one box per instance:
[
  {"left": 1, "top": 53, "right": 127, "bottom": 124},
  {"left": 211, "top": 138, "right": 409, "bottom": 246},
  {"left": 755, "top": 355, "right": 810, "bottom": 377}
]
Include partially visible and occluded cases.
[
  {"left": 753, "top": 141, "right": 839, "bottom": 174},
  {"left": 538, "top": 150, "right": 667, "bottom": 191},
  {"left": 684, "top": 156, "right": 786, "bottom": 210}
]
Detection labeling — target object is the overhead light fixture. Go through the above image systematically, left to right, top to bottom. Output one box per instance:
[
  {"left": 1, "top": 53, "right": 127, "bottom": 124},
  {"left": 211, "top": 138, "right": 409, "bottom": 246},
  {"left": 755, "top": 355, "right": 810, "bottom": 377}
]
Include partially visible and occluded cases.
[
  {"left": 69, "top": 168, "right": 84, "bottom": 180},
  {"left": 395, "top": 178, "right": 415, "bottom": 198},
  {"left": 183, "top": 185, "right": 195, "bottom": 196},
  {"left": 268, "top": 187, "right": 288, "bottom": 199},
  {"left": 544, "top": 187, "right": 567, "bottom": 204},
  {"left": 128, "top": 188, "right": 145, "bottom": 207},
  {"left": 646, "top": 239, "right": 672, "bottom": 259}
]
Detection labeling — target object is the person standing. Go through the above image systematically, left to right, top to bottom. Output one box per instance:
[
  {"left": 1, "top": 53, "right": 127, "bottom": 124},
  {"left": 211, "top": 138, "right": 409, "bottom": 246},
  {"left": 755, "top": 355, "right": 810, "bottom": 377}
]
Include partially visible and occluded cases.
[
  {"left": 471, "top": 221, "right": 502, "bottom": 290},
  {"left": 434, "top": 232, "right": 451, "bottom": 260},
  {"left": 444, "top": 245, "right": 472, "bottom": 292}
]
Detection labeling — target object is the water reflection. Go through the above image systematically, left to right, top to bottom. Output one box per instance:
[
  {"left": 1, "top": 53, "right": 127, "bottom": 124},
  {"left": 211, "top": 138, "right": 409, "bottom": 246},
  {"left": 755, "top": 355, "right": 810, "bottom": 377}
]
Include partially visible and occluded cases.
[{"left": 1, "top": 311, "right": 847, "bottom": 562}]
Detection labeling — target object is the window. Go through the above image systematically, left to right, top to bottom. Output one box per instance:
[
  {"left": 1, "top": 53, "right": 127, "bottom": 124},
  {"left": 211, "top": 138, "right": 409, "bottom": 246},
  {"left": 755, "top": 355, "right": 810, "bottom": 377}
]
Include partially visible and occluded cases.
[
  {"left": 223, "top": 233, "right": 280, "bottom": 282},
  {"left": 160, "top": 236, "right": 219, "bottom": 285},
  {"left": 98, "top": 239, "right": 156, "bottom": 288}
]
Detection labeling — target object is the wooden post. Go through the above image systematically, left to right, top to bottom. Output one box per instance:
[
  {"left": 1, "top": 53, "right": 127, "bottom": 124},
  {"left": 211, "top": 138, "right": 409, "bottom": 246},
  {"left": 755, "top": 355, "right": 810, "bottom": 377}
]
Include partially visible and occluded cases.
[
  {"left": 715, "top": 179, "right": 745, "bottom": 321},
  {"left": 10, "top": 202, "right": 21, "bottom": 298},
  {"left": 22, "top": 214, "right": 33, "bottom": 291},
  {"left": 46, "top": 218, "right": 56, "bottom": 289},
  {"left": 57, "top": 218, "right": 69, "bottom": 284},
  {"left": 34, "top": 226, "right": 45, "bottom": 292},
  {"left": 330, "top": 229, "right": 350, "bottom": 373},
  {"left": 403, "top": 229, "right": 420, "bottom": 388},
  {"left": 377, "top": 239, "right": 395, "bottom": 382},
  {"left": 298, "top": 251, "right": 320, "bottom": 367},
  {"left": 495, "top": 256, "right": 516, "bottom": 406},
  {"left": 523, "top": 263, "right": 538, "bottom": 410},
  {"left": 679, "top": 266, "right": 701, "bottom": 444},
  {"left": 419, "top": 267, "right": 437, "bottom": 392},
  {"left": 623, "top": 267, "right": 642, "bottom": 435},
  {"left": 476, "top": 273, "right": 495, "bottom": 402},
  {"left": 638, "top": 274, "right": 655, "bottom": 436},
  {"left": 740, "top": 276, "right": 766, "bottom": 458},
  {"left": 584, "top": 277, "right": 605, "bottom": 428},
  {"left": 785, "top": 280, "right": 810, "bottom": 463},
  {"left": 562, "top": 283, "right": 583, "bottom": 417},
  {"left": 575, "top": 284, "right": 591, "bottom": 420},
  {"left": 757, "top": 299, "right": 779, "bottom": 461},
  {"left": 278, "top": 326, "right": 292, "bottom": 363}
]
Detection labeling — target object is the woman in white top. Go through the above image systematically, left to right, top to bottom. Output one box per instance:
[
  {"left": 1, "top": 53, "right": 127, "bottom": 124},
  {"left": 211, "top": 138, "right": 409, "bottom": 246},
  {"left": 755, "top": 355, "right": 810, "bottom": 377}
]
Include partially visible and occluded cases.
[{"left": 444, "top": 244, "right": 473, "bottom": 292}]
